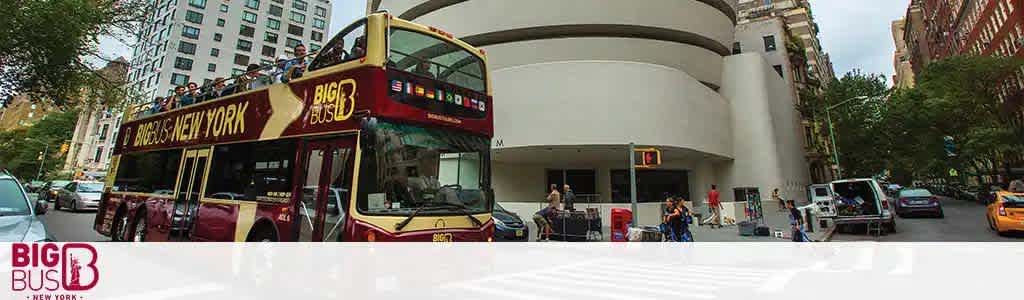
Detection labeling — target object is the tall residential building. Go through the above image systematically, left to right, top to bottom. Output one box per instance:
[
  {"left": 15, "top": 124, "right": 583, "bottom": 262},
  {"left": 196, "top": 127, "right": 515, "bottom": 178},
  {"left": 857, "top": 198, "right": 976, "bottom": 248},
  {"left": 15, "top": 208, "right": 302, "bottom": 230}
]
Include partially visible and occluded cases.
[
  {"left": 125, "top": 0, "right": 333, "bottom": 104},
  {"left": 373, "top": 0, "right": 812, "bottom": 224},
  {"left": 736, "top": 0, "right": 837, "bottom": 87},
  {"left": 903, "top": 0, "right": 932, "bottom": 76},
  {"left": 892, "top": 19, "right": 916, "bottom": 88},
  {"left": 63, "top": 59, "right": 130, "bottom": 180}
]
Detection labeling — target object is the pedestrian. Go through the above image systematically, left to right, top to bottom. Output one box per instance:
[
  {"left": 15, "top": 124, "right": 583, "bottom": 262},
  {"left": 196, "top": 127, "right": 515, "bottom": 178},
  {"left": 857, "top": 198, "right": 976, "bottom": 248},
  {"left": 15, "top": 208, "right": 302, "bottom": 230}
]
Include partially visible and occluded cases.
[
  {"left": 1010, "top": 176, "right": 1024, "bottom": 193},
  {"left": 547, "top": 184, "right": 561, "bottom": 210},
  {"left": 562, "top": 184, "right": 576, "bottom": 211},
  {"left": 704, "top": 184, "right": 722, "bottom": 228},
  {"left": 773, "top": 188, "right": 784, "bottom": 212},
  {"left": 661, "top": 195, "right": 676, "bottom": 239},
  {"left": 674, "top": 198, "right": 693, "bottom": 242},
  {"left": 787, "top": 200, "right": 808, "bottom": 242},
  {"left": 532, "top": 205, "right": 553, "bottom": 241}
]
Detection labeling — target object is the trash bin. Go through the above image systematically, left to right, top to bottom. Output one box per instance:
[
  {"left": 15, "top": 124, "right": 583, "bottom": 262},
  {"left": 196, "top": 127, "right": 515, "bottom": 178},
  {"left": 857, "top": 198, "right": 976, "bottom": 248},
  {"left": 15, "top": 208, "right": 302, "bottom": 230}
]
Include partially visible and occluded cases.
[{"left": 610, "top": 208, "right": 632, "bottom": 242}]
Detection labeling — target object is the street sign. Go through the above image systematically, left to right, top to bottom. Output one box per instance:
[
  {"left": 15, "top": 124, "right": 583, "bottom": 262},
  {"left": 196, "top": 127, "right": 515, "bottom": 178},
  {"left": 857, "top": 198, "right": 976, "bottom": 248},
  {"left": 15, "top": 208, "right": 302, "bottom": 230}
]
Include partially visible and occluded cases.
[{"left": 949, "top": 168, "right": 959, "bottom": 177}]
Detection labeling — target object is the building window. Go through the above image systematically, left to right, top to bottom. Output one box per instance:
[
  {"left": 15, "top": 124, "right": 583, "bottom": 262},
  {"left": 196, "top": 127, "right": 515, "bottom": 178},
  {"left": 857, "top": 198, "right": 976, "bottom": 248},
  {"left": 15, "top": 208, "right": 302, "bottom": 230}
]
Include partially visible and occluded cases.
[
  {"left": 188, "top": 0, "right": 206, "bottom": 9},
  {"left": 245, "top": 0, "right": 259, "bottom": 10},
  {"left": 292, "top": 0, "right": 307, "bottom": 11},
  {"left": 219, "top": 3, "right": 229, "bottom": 12},
  {"left": 269, "top": 4, "right": 283, "bottom": 17},
  {"left": 314, "top": 6, "right": 327, "bottom": 17},
  {"left": 185, "top": 10, "right": 204, "bottom": 24},
  {"left": 242, "top": 11, "right": 258, "bottom": 24},
  {"left": 290, "top": 12, "right": 305, "bottom": 24},
  {"left": 217, "top": 18, "right": 225, "bottom": 27},
  {"left": 267, "top": 18, "right": 281, "bottom": 30},
  {"left": 312, "top": 18, "right": 325, "bottom": 29},
  {"left": 288, "top": 24, "right": 303, "bottom": 36},
  {"left": 181, "top": 25, "right": 200, "bottom": 39},
  {"left": 240, "top": 25, "right": 255, "bottom": 37},
  {"left": 264, "top": 31, "right": 279, "bottom": 43},
  {"left": 311, "top": 31, "right": 322, "bottom": 42},
  {"left": 214, "top": 33, "right": 223, "bottom": 42},
  {"left": 763, "top": 35, "right": 777, "bottom": 52},
  {"left": 286, "top": 37, "right": 302, "bottom": 48},
  {"left": 237, "top": 39, "right": 253, "bottom": 52},
  {"left": 178, "top": 41, "right": 196, "bottom": 55},
  {"left": 732, "top": 42, "right": 741, "bottom": 54},
  {"left": 309, "top": 43, "right": 321, "bottom": 51},
  {"left": 262, "top": 45, "right": 276, "bottom": 57},
  {"left": 234, "top": 54, "right": 250, "bottom": 66},
  {"left": 174, "top": 57, "right": 193, "bottom": 70},
  {"left": 260, "top": 59, "right": 273, "bottom": 66},
  {"left": 208, "top": 63, "right": 217, "bottom": 72},
  {"left": 772, "top": 65, "right": 784, "bottom": 78},
  {"left": 171, "top": 73, "right": 189, "bottom": 86},
  {"left": 98, "top": 124, "right": 109, "bottom": 141},
  {"left": 93, "top": 147, "right": 103, "bottom": 163},
  {"left": 610, "top": 169, "right": 689, "bottom": 203},
  {"left": 545, "top": 170, "right": 597, "bottom": 196}
]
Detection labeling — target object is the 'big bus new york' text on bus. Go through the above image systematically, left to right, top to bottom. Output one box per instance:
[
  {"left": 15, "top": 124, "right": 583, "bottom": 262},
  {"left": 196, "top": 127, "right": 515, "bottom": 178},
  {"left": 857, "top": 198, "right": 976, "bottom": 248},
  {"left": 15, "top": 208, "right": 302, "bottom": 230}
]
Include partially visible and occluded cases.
[{"left": 94, "top": 13, "right": 495, "bottom": 242}]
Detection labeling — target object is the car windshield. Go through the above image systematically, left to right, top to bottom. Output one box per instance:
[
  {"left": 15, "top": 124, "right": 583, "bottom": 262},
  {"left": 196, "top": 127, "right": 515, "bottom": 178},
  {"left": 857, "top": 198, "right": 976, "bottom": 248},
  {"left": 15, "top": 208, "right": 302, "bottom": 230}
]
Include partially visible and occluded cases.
[
  {"left": 357, "top": 121, "right": 491, "bottom": 216},
  {"left": 0, "top": 179, "right": 31, "bottom": 216},
  {"left": 49, "top": 180, "right": 70, "bottom": 188},
  {"left": 77, "top": 183, "right": 104, "bottom": 193},
  {"left": 899, "top": 189, "right": 932, "bottom": 197},
  {"left": 1003, "top": 194, "right": 1024, "bottom": 203}
]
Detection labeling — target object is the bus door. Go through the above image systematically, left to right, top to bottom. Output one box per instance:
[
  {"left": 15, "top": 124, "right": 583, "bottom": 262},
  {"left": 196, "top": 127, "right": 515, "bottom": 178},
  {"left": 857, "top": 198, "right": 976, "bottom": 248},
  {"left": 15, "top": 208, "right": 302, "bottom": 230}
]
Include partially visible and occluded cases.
[
  {"left": 295, "top": 136, "right": 356, "bottom": 242},
  {"left": 170, "top": 148, "right": 210, "bottom": 241}
]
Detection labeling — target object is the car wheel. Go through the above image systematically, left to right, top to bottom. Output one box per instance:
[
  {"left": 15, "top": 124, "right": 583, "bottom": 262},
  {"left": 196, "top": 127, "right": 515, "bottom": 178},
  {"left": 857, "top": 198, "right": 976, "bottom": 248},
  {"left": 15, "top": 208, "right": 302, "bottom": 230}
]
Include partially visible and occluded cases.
[{"left": 132, "top": 214, "right": 148, "bottom": 242}]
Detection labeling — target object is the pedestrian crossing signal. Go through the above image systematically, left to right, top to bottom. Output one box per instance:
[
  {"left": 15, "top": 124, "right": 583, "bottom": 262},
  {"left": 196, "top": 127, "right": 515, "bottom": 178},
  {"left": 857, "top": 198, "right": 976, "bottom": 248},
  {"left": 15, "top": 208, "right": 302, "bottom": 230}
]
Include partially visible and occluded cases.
[{"left": 634, "top": 148, "right": 661, "bottom": 168}]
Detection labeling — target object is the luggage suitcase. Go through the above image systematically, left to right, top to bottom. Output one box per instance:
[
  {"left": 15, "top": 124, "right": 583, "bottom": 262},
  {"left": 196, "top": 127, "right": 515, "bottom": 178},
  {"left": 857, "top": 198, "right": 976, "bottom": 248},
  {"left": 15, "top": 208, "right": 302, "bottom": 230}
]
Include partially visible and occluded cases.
[
  {"left": 738, "top": 221, "right": 756, "bottom": 236},
  {"left": 754, "top": 225, "right": 771, "bottom": 236}
]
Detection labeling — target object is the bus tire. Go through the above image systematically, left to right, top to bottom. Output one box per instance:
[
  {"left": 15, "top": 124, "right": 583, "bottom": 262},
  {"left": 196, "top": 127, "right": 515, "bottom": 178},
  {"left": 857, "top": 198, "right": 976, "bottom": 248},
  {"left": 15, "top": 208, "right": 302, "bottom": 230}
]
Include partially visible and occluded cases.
[
  {"left": 110, "top": 206, "right": 128, "bottom": 242},
  {"left": 130, "top": 210, "right": 148, "bottom": 242},
  {"left": 246, "top": 222, "right": 278, "bottom": 242}
]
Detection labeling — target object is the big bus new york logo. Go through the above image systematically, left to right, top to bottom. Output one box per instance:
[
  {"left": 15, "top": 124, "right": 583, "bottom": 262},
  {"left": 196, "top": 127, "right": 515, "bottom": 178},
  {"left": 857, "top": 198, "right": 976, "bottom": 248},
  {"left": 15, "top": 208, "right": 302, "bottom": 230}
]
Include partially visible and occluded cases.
[{"left": 11, "top": 243, "right": 98, "bottom": 298}]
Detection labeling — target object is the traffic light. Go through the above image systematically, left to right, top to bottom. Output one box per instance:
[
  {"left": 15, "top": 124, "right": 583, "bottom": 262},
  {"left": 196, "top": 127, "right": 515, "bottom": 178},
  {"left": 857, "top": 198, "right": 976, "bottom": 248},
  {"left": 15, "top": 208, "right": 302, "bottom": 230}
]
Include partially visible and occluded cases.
[
  {"left": 59, "top": 143, "right": 69, "bottom": 154},
  {"left": 634, "top": 148, "right": 661, "bottom": 168}
]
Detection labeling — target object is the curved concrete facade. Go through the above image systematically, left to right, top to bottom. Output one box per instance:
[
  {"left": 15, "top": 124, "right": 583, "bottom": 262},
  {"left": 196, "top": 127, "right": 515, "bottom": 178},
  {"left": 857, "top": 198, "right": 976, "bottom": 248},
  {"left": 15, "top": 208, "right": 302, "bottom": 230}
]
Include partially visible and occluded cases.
[{"left": 374, "top": 0, "right": 812, "bottom": 227}]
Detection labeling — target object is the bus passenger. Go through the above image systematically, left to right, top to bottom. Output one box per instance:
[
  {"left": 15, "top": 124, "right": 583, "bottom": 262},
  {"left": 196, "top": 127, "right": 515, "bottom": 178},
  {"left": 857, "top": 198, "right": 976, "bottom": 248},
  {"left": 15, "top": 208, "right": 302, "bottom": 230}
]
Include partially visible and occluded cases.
[
  {"left": 351, "top": 36, "right": 366, "bottom": 58},
  {"left": 284, "top": 44, "right": 309, "bottom": 81},
  {"left": 272, "top": 55, "right": 289, "bottom": 84},
  {"left": 414, "top": 60, "right": 434, "bottom": 78},
  {"left": 235, "top": 64, "right": 266, "bottom": 92},
  {"left": 209, "top": 77, "right": 229, "bottom": 99},
  {"left": 160, "top": 95, "right": 176, "bottom": 112},
  {"left": 149, "top": 97, "right": 163, "bottom": 115}
]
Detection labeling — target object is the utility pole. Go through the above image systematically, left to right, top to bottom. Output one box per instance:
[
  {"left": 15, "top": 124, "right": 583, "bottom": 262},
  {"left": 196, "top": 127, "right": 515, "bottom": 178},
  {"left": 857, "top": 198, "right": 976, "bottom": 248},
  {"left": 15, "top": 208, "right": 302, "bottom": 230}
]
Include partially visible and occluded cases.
[{"left": 628, "top": 142, "right": 638, "bottom": 227}]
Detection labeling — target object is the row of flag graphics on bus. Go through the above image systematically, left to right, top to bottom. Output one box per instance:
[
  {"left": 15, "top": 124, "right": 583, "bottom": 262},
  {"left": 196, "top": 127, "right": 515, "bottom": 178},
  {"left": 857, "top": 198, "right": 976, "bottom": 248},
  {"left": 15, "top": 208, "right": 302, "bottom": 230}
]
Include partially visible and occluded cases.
[{"left": 391, "top": 80, "right": 487, "bottom": 112}]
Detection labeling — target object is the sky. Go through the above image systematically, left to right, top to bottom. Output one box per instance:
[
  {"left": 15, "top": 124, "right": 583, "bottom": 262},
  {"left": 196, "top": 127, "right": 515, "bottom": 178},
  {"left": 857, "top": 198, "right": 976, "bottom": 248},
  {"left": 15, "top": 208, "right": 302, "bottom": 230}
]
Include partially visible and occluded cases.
[
  {"left": 99, "top": 0, "right": 910, "bottom": 86},
  {"left": 810, "top": 0, "right": 911, "bottom": 85}
]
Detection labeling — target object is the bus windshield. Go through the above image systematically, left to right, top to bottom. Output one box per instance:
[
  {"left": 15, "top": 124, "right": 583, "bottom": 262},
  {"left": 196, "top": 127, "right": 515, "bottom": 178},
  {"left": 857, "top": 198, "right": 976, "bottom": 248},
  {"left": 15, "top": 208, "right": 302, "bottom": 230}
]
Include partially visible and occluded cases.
[
  {"left": 388, "top": 28, "right": 486, "bottom": 93},
  {"left": 358, "top": 121, "right": 490, "bottom": 216}
]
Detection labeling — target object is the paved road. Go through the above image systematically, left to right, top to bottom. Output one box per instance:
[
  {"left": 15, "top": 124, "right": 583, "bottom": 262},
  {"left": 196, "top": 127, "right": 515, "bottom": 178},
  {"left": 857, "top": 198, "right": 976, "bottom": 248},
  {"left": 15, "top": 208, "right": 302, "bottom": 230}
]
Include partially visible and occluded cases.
[
  {"left": 31, "top": 193, "right": 109, "bottom": 242},
  {"left": 832, "top": 196, "right": 1023, "bottom": 242}
]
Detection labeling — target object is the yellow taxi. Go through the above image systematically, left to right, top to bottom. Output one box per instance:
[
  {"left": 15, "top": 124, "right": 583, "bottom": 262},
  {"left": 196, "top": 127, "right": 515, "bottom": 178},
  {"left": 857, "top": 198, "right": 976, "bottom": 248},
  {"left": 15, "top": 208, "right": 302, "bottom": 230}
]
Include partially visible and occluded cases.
[{"left": 987, "top": 191, "right": 1024, "bottom": 236}]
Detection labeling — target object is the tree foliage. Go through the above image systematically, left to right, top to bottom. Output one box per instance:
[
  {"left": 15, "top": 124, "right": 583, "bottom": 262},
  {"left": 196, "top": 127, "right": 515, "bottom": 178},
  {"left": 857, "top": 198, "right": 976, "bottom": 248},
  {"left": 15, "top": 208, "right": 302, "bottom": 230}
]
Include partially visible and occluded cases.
[
  {"left": 0, "top": 0, "right": 146, "bottom": 106},
  {"left": 818, "top": 70, "right": 891, "bottom": 178},
  {"left": 0, "top": 109, "right": 79, "bottom": 181}
]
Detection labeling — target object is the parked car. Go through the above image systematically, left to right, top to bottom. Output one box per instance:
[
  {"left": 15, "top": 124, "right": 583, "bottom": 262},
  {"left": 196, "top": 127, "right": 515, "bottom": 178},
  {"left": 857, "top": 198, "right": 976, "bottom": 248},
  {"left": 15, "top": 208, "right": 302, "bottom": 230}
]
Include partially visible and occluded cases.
[
  {"left": 0, "top": 173, "right": 55, "bottom": 242},
  {"left": 819, "top": 178, "right": 896, "bottom": 233},
  {"left": 39, "top": 180, "right": 71, "bottom": 202},
  {"left": 54, "top": 181, "right": 105, "bottom": 211},
  {"left": 895, "top": 188, "right": 944, "bottom": 218},
  {"left": 986, "top": 191, "right": 1024, "bottom": 236},
  {"left": 492, "top": 202, "right": 527, "bottom": 241}
]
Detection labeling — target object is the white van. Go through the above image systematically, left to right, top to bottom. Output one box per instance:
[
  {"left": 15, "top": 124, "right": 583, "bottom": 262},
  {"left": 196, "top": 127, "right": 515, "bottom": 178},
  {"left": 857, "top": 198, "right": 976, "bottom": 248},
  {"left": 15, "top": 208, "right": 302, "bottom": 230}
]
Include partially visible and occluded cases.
[
  {"left": 819, "top": 178, "right": 896, "bottom": 233},
  {"left": 808, "top": 184, "right": 833, "bottom": 216}
]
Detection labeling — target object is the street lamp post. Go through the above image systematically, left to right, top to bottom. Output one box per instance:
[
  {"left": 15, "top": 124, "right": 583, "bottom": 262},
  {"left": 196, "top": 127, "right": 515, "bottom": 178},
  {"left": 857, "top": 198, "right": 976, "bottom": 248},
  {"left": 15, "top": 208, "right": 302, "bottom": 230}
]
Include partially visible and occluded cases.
[
  {"left": 825, "top": 96, "right": 869, "bottom": 179},
  {"left": 35, "top": 144, "right": 49, "bottom": 182}
]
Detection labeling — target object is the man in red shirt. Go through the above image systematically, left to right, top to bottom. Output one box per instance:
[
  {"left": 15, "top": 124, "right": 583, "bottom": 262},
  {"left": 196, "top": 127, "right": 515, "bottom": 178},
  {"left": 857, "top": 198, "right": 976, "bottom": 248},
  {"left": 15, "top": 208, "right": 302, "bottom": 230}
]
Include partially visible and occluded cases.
[{"left": 707, "top": 185, "right": 722, "bottom": 228}]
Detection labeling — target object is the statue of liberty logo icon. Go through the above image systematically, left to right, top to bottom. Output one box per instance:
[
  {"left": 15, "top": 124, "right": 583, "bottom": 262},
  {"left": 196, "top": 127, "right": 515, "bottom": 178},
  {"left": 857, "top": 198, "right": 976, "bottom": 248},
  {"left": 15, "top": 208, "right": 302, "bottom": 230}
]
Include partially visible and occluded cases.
[{"left": 68, "top": 254, "right": 82, "bottom": 289}]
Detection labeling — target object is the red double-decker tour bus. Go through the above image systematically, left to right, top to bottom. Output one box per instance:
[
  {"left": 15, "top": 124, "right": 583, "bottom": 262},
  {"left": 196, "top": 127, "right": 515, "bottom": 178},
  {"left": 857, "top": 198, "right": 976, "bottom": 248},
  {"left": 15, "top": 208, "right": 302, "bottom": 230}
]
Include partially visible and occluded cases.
[{"left": 94, "top": 13, "right": 494, "bottom": 242}]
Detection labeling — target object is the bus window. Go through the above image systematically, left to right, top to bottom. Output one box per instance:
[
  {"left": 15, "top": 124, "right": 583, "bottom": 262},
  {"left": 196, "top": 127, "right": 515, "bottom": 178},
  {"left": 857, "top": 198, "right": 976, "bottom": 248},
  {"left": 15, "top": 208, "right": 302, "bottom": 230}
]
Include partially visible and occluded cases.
[
  {"left": 308, "top": 19, "right": 366, "bottom": 71},
  {"left": 387, "top": 29, "right": 486, "bottom": 93},
  {"left": 357, "top": 121, "right": 490, "bottom": 216},
  {"left": 205, "top": 140, "right": 295, "bottom": 202},
  {"left": 113, "top": 149, "right": 181, "bottom": 193}
]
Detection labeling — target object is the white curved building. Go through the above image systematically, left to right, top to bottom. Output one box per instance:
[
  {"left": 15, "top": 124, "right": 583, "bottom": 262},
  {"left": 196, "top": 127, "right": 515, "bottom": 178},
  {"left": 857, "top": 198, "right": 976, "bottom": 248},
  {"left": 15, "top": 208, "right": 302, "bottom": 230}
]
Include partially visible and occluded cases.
[{"left": 372, "top": 0, "right": 811, "bottom": 224}]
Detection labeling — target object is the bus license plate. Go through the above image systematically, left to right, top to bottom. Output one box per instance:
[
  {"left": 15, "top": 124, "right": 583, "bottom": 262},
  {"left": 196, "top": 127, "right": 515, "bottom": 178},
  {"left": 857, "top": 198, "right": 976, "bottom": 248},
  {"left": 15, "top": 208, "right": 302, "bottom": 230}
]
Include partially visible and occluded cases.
[{"left": 515, "top": 230, "right": 524, "bottom": 237}]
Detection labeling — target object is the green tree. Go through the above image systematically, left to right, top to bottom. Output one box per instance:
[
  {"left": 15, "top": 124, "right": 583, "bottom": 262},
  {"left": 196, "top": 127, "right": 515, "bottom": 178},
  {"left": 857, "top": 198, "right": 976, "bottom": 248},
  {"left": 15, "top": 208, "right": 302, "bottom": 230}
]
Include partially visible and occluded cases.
[
  {"left": 0, "top": 0, "right": 147, "bottom": 106},
  {"left": 819, "top": 70, "right": 891, "bottom": 178},
  {"left": 0, "top": 109, "right": 78, "bottom": 181}
]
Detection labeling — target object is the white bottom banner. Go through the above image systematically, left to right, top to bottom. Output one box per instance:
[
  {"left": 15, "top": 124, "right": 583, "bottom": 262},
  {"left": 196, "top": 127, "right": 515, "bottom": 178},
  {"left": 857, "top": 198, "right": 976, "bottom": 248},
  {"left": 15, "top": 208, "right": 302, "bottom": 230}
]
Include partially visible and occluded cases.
[{"left": 3, "top": 243, "right": 1022, "bottom": 300}]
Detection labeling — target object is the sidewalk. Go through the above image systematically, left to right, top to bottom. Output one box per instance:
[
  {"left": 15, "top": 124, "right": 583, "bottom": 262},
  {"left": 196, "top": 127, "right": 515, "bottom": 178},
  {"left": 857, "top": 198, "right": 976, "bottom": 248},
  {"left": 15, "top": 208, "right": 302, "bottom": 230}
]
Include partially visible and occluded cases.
[{"left": 526, "top": 202, "right": 836, "bottom": 242}]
